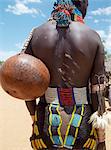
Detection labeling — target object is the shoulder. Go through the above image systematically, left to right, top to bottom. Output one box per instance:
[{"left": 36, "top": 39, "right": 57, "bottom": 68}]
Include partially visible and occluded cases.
[
  {"left": 32, "top": 20, "right": 58, "bottom": 47},
  {"left": 33, "top": 20, "right": 57, "bottom": 36},
  {"left": 69, "top": 22, "right": 100, "bottom": 38},
  {"left": 69, "top": 22, "right": 102, "bottom": 45}
]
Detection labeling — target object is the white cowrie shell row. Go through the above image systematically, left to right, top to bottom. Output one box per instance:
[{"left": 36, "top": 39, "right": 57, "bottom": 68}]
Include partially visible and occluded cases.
[{"left": 21, "top": 28, "right": 35, "bottom": 52}]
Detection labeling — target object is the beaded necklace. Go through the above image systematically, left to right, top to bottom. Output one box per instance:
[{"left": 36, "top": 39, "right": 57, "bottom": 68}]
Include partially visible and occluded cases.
[{"left": 52, "top": 0, "right": 84, "bottom": 27}]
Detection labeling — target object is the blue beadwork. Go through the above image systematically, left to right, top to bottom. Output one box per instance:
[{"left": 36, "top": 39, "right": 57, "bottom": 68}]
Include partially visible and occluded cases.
[
  {"left": 53, "top": 0, "right": 83, "bottom": 27},
  {"left": 57, "top": 0, "right": 73, "bottom": 5},
  {"left": 73, "top": 7, "right": 82, "bottom": 16},
  {"left": 52, "top": 114, "right": 60, "bottom": 126},
  {"left": 71, "top": 114, "right": 81, "bottom": 127},
  {"left": 52, "top": 135, "right": 61, "bottom": 145},
  {"left": 65, "top": 135, "right": 74, "bottom": 146}
]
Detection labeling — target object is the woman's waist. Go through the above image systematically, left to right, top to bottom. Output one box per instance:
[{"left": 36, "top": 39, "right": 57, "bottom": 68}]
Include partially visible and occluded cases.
[{"left": 44, "top": 86, "right": 90, "bottom": 106}]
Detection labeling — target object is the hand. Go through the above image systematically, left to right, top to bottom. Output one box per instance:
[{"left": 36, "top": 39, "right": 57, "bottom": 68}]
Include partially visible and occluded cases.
[{"left": 97, "top": 128, "right": 105, "bottom": 143}]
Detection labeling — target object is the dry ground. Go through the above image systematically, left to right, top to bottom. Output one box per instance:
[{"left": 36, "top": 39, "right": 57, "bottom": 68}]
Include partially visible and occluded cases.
[
  {"left": 0, "top": 86, "right": 111, "bottom": 150},
  {"left": 0, "top": 86, "right": 32, "bottom": 150}
]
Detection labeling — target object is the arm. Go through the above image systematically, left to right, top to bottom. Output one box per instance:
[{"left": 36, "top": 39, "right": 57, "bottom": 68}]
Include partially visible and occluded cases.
[
  {"left": 90, "top": 36, "right": 106, "bottom": 143},
  {"left": 90, "top": 37, "right": 105, "bottom": 113},
  {"left": 25, "top": 100, "right": 36, "bottom": 122}
]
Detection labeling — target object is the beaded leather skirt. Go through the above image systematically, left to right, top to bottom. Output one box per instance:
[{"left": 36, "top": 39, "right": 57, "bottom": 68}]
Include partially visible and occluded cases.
[{"left": 30, "top": 87, "right": 98, "bottom": 150}]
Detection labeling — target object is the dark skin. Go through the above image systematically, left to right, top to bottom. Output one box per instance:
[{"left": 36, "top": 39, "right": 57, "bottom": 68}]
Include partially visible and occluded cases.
[
  {"left": 24, "top": 1, "right": 105, "bottom": 149},
  {"left": 25, "top": 19, "right": 105, "bottom": 141},
  {"left": 25, "top": 20, "right": 104, "bottom": 88}
]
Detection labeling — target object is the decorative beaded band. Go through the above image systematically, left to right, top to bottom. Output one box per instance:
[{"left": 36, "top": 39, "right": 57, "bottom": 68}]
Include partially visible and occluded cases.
[{"left": 45, "top": 87, "right": 88, "bottom": 106}]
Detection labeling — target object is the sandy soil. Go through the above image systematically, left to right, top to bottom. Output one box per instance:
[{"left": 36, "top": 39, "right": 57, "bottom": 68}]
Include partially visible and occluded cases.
[
  {"left": 0, "top": 86, "right": 111, "bottom": 150},
  {"left": 0, "top": 86, "right": 32, "bottom": 150}
]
